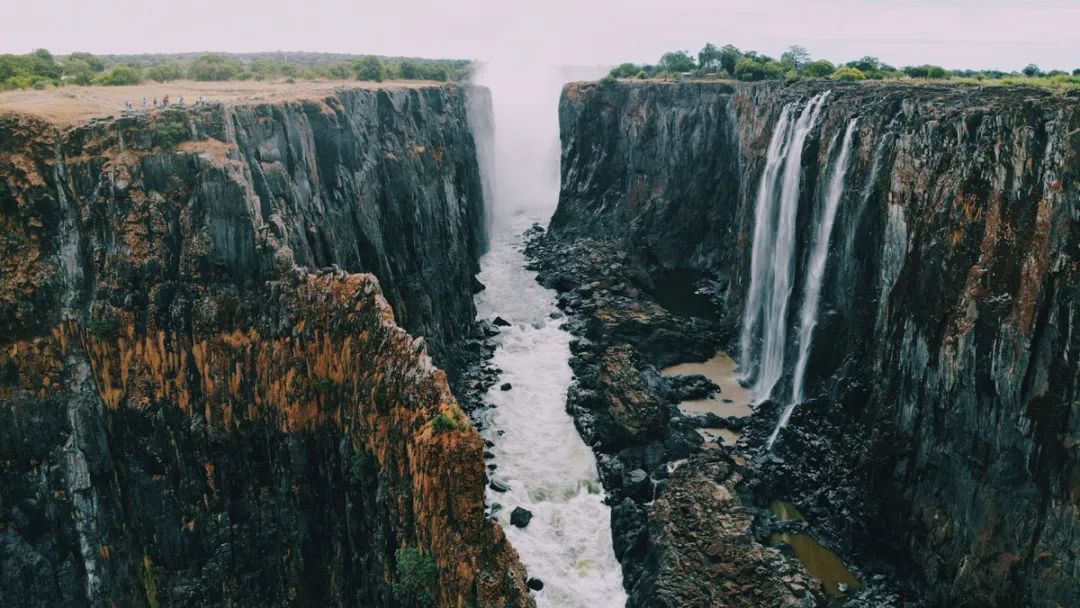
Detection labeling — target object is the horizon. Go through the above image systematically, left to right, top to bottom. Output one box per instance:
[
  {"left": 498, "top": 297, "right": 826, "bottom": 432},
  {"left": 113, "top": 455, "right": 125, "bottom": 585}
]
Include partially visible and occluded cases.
[{"left": 2, "top": 0, "right": 1078, "bottom": 73}]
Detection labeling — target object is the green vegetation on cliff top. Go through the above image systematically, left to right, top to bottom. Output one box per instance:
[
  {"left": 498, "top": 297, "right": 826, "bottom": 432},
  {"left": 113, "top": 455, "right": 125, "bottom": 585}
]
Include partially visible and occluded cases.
[
  {"left": 606, "top": 43, "right": 1080, "bottom": 91},
  {"left": 0, "top": 50, "right": 470, "bottom": 90}
]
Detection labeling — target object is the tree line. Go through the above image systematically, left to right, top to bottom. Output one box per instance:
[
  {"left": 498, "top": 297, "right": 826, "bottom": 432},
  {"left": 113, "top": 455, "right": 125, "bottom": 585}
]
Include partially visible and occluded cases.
[
  {"left": 606, "top": 44, "right": 1080, "bottom": 87},
  {"left": 0, "top": 50, "right": 471, "bottom": 90}
]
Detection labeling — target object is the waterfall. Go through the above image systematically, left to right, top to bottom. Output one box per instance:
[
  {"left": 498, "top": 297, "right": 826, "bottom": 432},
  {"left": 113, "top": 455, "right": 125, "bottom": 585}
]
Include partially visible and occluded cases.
[
  {"left": 740, "top": 92, "right": 829, "bottom": 403},
  {"left": 739, "top": 106, "right": 795, "bottom": 381},
  {"left": 768, "top": 119, "right": 858, "bottom": 448}
]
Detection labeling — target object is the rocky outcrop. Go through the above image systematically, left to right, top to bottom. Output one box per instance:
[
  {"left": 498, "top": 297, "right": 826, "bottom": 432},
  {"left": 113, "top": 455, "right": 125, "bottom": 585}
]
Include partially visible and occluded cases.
[
  {"left": 543, "top": 80, "right": 1080, "bottom": 606},
  {"left": 0, "top": 85, "right": 533, "bottom": 607}
]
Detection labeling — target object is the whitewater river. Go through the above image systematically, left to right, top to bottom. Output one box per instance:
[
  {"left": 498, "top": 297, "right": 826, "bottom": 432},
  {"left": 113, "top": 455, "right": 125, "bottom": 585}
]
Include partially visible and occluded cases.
[{"left": 475, "top": 212, "right": 627, "bottom": 608}]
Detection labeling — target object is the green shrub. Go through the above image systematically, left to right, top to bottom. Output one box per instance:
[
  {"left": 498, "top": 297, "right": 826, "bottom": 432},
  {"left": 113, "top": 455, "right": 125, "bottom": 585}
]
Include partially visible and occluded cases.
[
  {"left": 658, "top": 50, "right": 696, "bottom": 73},
  {"left": 188, "top": 53, "right": 241, "bottom": 81},
  {"left": 353, "top": 56, "right": 385, "bottom": 82},
  {"left": 734, "top": 57, "right": 785, "bottom": 81},
  {"left": 802, "top": 60, "right": 835, "bottom": 78},
  {"left": 146, "top": 62, "right": 184, "bottom": 82},
  {"left": 1022, "top": 63, "right": 1041, "bottom": 77},
  {"left": 904, "top": 64, "right": 947, "bottom": 79},
  {"left": 94, "top": 65, "right": 141, "bottom": 86},
  {"left": 831, "top": 67, "right": 866, "bottom": 82},
  {"left": 150, "top": 115, "right": 189, "bottom": 148},
  {"left": 316, "top": 376, "right": 339, "bottom": 392},
  {"left": 431, "top": 410, "right": 467, "bottom": 434},
  {"left": 392, "top": 548, "right": 437, "bottom": 607}
]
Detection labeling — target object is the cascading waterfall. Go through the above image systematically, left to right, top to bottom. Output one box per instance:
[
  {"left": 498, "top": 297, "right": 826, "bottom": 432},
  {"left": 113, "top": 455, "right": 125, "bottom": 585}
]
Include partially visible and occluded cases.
[
  {"left": 739, "top": 92, "right": 829, "bottom": 403},
  {"left": 768, "top": 118, "right": 858, "bottom": 447}
]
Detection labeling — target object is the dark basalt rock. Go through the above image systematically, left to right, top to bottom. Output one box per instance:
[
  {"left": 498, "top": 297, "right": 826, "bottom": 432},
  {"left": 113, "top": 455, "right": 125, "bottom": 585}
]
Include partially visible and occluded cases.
[
  {"left": 539, "top": 79, "right": 1080, "bottom": 607},
  {"left": 510, "top": 507, "right": 533, "bottom": 528}
]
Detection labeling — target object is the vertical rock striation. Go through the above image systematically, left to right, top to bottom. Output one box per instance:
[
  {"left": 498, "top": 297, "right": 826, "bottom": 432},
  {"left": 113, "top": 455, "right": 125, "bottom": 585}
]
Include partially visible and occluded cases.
[
  {"left": 548, "top": 80, "right": 1079, "bottom": 606},
  {"left": 0, "top": 85, "right": 532, "bottom": 607}
]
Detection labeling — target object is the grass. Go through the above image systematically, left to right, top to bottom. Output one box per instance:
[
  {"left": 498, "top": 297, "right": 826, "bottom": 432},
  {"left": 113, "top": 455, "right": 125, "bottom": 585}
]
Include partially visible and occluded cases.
[{"left": 431, "top": 408, "right": 469, "bottom": 434}]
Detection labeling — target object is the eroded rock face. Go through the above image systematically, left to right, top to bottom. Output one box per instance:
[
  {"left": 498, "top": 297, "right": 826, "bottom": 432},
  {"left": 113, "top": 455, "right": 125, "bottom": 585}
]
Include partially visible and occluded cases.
[
  {"left": 548, "top": 80, "right": 1080, "bottom": 606},
  {"left": 0, "top": 86, "right": 533, "bottom": 607}
]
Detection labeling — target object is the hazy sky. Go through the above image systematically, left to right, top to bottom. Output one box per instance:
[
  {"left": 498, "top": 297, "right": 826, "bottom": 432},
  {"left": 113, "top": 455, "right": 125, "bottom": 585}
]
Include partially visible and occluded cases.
[{"left": 2, "top": 0, "right": 1078, "bottom": 71}]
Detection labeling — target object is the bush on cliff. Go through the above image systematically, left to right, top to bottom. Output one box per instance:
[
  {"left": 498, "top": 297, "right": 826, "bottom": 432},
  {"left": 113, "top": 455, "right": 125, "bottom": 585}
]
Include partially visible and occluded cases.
[
  {"left": 188, "top": 53, "right": 242, "bottom": 81},
  {"left": 353, "top": 55, "right": 386, "bottom": 82},
  {"left": 734, "top": 57, "right": 785, "bottom": 81},
  {"left": 802, "top": 59, "right": 836, "bottom": 78},
  {"left": 146, "top": 62, "right": 184, "bottom": 82},
  {"left": 94, "top": 65, "right": 142, "bottom": 86},
  {"left": 831, "top": 67, "right": 866, "bottom": 82},
  {"left": 149, "top": 114, "right": 189, "bottom": 148},
  {"left": 431, "top": 408, "right": 468, "bottom": 434},
  {"left": 393, "top": 548, "right": 437, "bottom": 607}
]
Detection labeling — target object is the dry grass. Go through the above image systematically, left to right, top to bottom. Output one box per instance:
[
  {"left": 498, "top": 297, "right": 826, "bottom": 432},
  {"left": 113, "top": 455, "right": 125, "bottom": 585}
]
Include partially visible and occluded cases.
[{"left": 0, "top": 79, "right": 443, "bottom": 126}]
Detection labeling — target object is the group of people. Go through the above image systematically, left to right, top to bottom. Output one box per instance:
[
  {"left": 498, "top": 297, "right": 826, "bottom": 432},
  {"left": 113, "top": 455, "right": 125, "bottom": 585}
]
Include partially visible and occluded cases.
[{"left": 123, "top": 95, "right": 211, "bottom": 112}]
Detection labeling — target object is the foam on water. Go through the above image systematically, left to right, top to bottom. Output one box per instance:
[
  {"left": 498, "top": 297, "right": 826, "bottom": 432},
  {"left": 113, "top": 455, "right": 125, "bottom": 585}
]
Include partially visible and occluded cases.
[{"left": 475, "top": 213, "right": 626, "bottom": 608}]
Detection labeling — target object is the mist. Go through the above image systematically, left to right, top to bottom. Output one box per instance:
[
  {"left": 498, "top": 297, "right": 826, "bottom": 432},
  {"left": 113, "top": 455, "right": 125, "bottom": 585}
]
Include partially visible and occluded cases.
[{"left": 473, "top": 57, "right": 607, "bottom": 227}]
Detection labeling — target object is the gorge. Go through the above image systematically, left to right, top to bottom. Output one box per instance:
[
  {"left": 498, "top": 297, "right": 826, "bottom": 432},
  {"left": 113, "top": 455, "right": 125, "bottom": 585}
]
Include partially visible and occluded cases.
[{"left": 1, "top": 72, "right": 1078, "bottom": 608}]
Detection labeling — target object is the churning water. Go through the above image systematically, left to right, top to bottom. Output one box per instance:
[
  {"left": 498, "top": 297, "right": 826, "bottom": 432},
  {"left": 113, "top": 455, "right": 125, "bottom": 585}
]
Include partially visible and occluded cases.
[{"left": 475, "top": 213, "right": 626, "bottom": 608}]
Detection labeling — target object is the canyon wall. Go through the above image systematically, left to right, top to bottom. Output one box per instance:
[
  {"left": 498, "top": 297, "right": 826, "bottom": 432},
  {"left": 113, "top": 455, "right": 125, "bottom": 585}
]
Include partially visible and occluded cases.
[
  {"left": 549, "top": 80, "right": 1079, "bottom": 606},
  {"left": 0, "top": 85, "right": 533, "bottom": 607}
]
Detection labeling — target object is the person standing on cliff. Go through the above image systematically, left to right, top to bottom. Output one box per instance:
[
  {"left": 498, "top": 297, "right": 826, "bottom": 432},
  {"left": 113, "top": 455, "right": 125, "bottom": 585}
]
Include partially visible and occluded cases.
[{"left": 142, "top": 97, "right": 147, "bottom": 110}]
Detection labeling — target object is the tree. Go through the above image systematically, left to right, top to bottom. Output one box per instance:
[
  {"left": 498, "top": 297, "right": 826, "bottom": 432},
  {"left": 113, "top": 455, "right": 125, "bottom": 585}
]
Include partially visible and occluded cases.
[
  {"left": 698, "top": 43, "right": 722, "bottom": 72},
  {"left": 719, "top": 44, "right": 742, "bottom": 75},
  {"left": 781, "top": 45, "right": 811, "bottom": 70},
  {"left": 29, "top": 48, "right": 61, "bottom": 79},
  {"left": 658, "top": 50, "right": 696, "bottom": 74},
  {"left": 67, "top": 52, "right": 104, "bottom": 73},
  {"left": 188, "top": 53, "right": 241, "bottom": 81},
  {"left": 353, "top": 56, "right": 385, "bottom": 82},
  {"left": 846, "top": 56, "right": 881, "bottom": 73},
  {"left": 734, "top": 58, "right": 785, "bottom": 81},
  {"left": 802, "top": 59, "right": 835, "bottom": 78},
  {"left": 63, "top": 60, "right": 95, "bottom": 85},
  {"left": 398, "top": 60, "right": 421, "bottom": 79},
  {"left": 146, "top": 62, "right": 184, "bottom": 82},
  {"left": 609, "top": 63, "right": 640, "bottom": 79},
  {"left": 1022, "top": 63, "right": 1041, "bottom": 77},
  {"left": 94, "top": 65, "right": 141, "bottom": 86},
  {"left": 904, "top": 65, "right": 947, "bottom": 79},
  {"left": 830, "top": 67, "right": 866, "bottom": 82},
  {"left": 1074, "top": 68, "right": 1080, "bottom": 76}
]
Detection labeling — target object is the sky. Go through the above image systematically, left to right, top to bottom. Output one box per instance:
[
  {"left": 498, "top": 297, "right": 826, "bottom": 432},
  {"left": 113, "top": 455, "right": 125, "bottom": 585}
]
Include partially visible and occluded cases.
[{"left": 1, "top": 0, "right": 1078, "bottom": 72}]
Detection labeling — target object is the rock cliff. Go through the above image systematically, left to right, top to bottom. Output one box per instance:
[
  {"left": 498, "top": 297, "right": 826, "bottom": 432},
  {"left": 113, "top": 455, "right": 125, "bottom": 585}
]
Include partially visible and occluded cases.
[
  {"left": 543, "top": 80, "right": 1079, "bottom": 606},
  {"left": 0, "top": 84, "right": 533, "bottom": 607}
]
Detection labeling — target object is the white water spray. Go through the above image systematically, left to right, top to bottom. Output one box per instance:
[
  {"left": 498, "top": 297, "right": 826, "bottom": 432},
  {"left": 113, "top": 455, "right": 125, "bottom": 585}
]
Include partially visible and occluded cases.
[
  {"left": 471, "top": 61, "right": 625, "bottom": 608},
  {"left": 740, "top": 92, "right": 829, "bottom": 404},
  {"left": 769, "top": 118, "right": 858, "bottom": 447}
]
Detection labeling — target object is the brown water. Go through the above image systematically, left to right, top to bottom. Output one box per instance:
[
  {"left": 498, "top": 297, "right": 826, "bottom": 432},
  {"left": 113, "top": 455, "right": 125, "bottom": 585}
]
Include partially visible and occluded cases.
[
  {"left": 660, "top": 351, "right": 753, "bottom": 418},
  {"left": 696, "top": 427, "right": 740, "bottom": 446},
  {"left": 770, "top": 501, "right": 861, "bottom": 598}
]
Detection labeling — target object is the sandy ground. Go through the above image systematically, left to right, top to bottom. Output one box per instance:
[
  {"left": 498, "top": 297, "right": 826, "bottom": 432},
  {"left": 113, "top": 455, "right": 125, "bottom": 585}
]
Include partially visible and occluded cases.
[{"left": 0, "top": 79, "right": 443, "bottom": 126}]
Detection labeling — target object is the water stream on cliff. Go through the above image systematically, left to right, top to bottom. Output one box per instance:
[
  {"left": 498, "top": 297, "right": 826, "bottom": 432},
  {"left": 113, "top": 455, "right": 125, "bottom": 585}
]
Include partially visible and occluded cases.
[
  {"left": 740, "top": 92, "right": 829, "bottom": 406},
  {"left": 770, "top": 118, "right": 858, "bottom": 447},
  {"left": 475, "top": 214, "right": 627, "bottom": 608}
]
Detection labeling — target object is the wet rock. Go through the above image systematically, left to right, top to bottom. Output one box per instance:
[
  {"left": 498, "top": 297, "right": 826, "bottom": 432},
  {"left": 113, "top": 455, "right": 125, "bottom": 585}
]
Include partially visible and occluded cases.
[
  {"left": 492, "top": 316, "right": 512, "bottom": 327},
  {"left": 500, "top": 382, "right": 512, "bottom": 391},
  {"left": 489, "top": 478, "right": 511, "bottom": 493},
  {"left": 510, "top": 507, "right": 533, "bottom": 528},
  {"left": 527, "top": 578, "right": 544, "bottom": 591}
]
